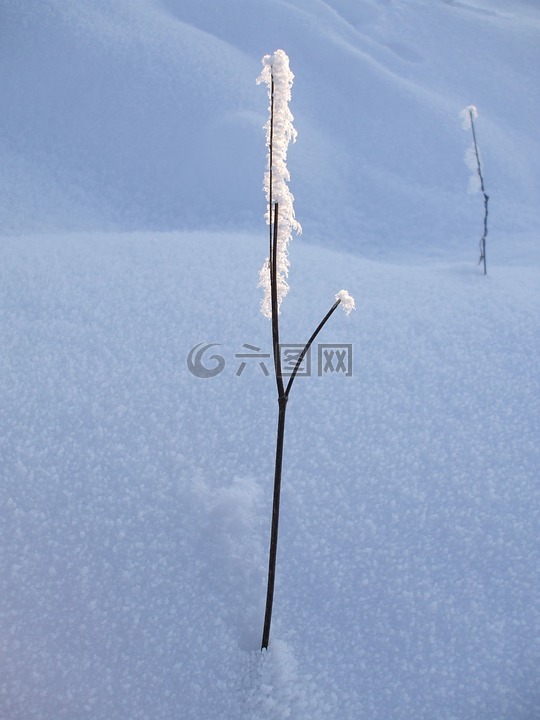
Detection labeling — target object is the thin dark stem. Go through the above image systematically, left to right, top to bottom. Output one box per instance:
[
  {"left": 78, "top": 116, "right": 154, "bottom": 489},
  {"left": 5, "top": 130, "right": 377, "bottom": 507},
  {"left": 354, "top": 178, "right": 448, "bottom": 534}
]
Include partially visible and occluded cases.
[
  {"left": 269, "top": 75, "right": 275, "bottom": 267},
  {"left": 469, "top": 109, "right": 489, "bottom": 275},
  {"left": 480, "top": 192, "right": 489, "bottom": 276},
  {"left": 262, "top": 204, "right": 285, "bottom": 651},
  {"left": 271, "top": 204, "right": 284, "bottom": 397},
  {"left": 261, "top": 394, "right": 287, "bottom": 651}
]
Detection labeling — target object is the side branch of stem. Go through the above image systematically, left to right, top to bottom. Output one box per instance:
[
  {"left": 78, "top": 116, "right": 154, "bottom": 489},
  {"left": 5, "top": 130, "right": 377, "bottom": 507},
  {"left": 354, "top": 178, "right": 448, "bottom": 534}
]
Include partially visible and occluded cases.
[{"left": 285, "top": 299, "right": 341, "bottom": 397}]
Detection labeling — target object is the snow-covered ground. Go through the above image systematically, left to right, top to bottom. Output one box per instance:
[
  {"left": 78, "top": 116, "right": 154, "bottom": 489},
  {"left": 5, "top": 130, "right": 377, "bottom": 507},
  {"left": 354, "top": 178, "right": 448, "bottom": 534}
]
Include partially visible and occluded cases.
[{"left": 1, "top": 1, "right": 539, "bottom": 719}]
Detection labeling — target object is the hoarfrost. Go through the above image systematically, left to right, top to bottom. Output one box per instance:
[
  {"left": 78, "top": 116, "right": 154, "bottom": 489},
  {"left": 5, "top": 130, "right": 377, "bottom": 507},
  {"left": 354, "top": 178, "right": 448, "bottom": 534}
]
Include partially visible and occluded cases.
[
  {"left": 257, "top": 49, "right": 302, "bottom": 319},
  {"left": 335, "top": 289, "right": 356, "bottom": 315}
]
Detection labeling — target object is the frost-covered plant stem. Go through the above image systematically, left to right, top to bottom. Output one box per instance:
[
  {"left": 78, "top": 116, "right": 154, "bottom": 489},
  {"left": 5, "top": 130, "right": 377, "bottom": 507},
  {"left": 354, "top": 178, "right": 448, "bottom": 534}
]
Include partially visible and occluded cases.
[
  {"left": 258, "top": 51, "right": 355, "bottom": 651},
  {"left": 463, "top": 106, "right": 489, "bottom": 275},
  {"left": 471, "top": 113, "right": 489, "bottom": 275},
  {"left": 261, "top": 203, "right": 345, "bottom": 652},
  {"left": 262, "top": 206, "right": 287, "bottom": 655}
]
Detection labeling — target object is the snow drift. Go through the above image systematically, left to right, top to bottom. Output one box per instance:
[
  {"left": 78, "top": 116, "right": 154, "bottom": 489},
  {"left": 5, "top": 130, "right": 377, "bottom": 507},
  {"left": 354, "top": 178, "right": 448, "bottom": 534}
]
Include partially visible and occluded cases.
[{"left": 1, "top": 0, "right": 539, "bottom": 255}]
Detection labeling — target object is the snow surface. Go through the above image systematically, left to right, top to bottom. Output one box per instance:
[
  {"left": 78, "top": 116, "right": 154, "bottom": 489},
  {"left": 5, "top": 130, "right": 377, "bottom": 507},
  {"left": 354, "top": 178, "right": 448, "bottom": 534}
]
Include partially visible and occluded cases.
[{"left": 1, "top": 1, "right": 540, "bottom": 719}]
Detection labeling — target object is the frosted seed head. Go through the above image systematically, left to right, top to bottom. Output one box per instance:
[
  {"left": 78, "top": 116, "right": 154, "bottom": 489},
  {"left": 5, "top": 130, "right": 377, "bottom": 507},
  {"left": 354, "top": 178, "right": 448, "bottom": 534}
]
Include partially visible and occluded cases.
[
  {"left": 257, "top": 49, "right": 300, "bottom": 318},
  {"left": 335, "top": 290, "right": 355, "bottom": 315}
]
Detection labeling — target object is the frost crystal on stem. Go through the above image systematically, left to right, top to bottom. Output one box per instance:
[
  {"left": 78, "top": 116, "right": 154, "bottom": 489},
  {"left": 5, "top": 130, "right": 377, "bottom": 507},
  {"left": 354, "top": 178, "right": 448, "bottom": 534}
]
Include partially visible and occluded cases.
[
  {"left": 257, "top": 49, "right": 302, "bottom": 319},
  {"left": 335, "top": 289, "right": 356, "bottom": 315}
]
